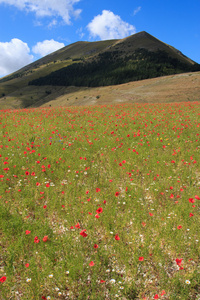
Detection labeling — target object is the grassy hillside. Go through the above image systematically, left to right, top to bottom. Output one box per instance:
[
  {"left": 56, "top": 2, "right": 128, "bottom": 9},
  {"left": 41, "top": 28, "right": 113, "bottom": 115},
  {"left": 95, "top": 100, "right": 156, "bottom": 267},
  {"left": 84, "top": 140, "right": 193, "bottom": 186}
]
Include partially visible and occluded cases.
[
  {"left": 0, "top": 31, "right": 199, "bottom": 109},
  {"left": 29, "top": 32, "right": 199, "bottom": 88},
  {"left": 0, "top": 39, "right": 117, "bottom": 88},
  {"left": 29, "top": 48, "right": 199, "bottom": 88},
  {"left": 0, "top": 71, "right": 200, "bottom": 110}
]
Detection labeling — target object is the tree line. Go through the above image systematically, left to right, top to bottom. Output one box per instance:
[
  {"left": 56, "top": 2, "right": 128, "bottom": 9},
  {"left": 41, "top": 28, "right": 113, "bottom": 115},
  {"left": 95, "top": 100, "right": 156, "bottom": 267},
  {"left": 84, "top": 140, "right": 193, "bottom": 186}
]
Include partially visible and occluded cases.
[{"left": 29, "top": 48, "right": 200, "bottom": 87}]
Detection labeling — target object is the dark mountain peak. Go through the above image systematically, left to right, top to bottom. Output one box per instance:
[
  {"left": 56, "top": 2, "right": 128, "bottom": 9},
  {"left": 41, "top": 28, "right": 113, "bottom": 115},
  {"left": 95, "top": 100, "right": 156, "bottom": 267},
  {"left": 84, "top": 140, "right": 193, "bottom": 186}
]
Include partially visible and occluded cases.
[
  {"left": 1, "top": 30, "right": 199, "bottom": 96},
  {"left": 133, "top": 31, "right": 151, "bottom": 37}
]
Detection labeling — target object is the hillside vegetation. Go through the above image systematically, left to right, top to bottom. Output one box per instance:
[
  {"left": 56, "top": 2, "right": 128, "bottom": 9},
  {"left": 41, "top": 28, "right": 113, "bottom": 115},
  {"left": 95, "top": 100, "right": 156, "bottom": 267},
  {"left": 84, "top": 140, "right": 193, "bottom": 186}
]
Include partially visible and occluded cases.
[
  {"left": 0, "top": 31, "right": 200, "bottom": 109},
  {"left": 29, "top": 48, "right": 199, "bottom": 87},
  {"left": 0, "top": 71, "right": 200, "bottom": 110}
]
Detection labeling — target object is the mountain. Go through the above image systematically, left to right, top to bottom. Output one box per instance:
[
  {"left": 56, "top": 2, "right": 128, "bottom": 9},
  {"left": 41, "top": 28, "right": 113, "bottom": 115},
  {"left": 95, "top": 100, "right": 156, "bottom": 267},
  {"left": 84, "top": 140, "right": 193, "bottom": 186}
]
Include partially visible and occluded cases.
[
  {"left": 0, "top": 31, "right": 199, "bottom": 109},
  {"left": 29, "top": 31, "right": 199, "bottom": 87}
]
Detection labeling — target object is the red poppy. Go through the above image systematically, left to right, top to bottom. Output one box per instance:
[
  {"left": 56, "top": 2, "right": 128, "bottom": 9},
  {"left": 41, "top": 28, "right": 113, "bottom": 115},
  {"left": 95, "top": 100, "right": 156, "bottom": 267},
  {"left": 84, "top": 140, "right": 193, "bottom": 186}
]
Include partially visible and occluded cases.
[
  {"left": 96, "top": 188, "right": 101, "bottom": 192},
  {"left": 115, "top": 191, "right": 120, "bottom": 197},
  {"left": 195, "top": 195, "right": 200, "bottom": 200},
  {"left": 189, "top": 198, "right": 195, "bottom": 203},
  {"left": 96, "top": 207, "right": 103, "bottom": 214},
  {"left": 189, "top": 213, "right": 194, "bottom": 217},
  {"left": 95, "top": 214, "right": 100, "bottom": 219},
  {"left": 75, "top": 223, "right": 80, "bottom": 228},
  {"left": 177, "top": 225, "right": 182, "bottom": 229},
  {"left": 25, "top": 230, "right": 31, "bottom": 235},
  {"left": 80, "top": 230, "right": 87, "bottom": 237},
  {"left": 115, "top": 234, "right": 120, "bottom": 240},
  {"left": 34, "top": 236, "right": 40, "bottom": 243},
  {"left": 43, "top": 236, "right": 48, "bottom": 242},
  {"left": 94, "top": 244, "right": 99, "bottom": 249},
  {"left": 139, "top": 257, "right": 144, "bottom": 261},
  {"left": 176, "top": 258, "right": 182, "bottom": 266},
  {"left": 89, "top": 261, "right": 94, "bottom": 267},
  {"left": 25, "top": 263, "right": 29, "bottom": 268},
  {"left": 0, "top": 276, "right": 7, "bottom": 283},
  {"left": 154, "top": 295, "right": 159, "bottom": 299}
]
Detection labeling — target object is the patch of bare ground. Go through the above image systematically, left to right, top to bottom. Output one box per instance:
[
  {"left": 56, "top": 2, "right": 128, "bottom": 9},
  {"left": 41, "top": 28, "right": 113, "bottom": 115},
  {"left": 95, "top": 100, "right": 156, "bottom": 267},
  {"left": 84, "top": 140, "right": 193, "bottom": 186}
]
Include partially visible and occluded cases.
[
  {"left": 0, "top": 71, "right": 199, "bottom": 109},
  {"left": 42, "top": 71, "right": 200, "bottom": 108}
]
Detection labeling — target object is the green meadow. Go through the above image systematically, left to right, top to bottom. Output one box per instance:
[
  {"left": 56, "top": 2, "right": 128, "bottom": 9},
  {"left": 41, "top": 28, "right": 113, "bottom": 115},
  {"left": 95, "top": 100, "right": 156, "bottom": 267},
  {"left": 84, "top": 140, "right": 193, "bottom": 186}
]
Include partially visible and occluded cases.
[{"left": 0, "top": 102, "right": 200, "bottom": 299}]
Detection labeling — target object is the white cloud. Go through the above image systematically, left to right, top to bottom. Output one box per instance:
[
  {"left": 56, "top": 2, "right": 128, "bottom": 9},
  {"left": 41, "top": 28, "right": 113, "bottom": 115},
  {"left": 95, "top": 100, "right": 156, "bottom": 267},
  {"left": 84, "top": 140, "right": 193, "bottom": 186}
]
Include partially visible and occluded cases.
[
  {"left": 0, "top": 0, "right": 82, "bottom": 24},
  {"left": 133, "top": 6, "right": 141, "bottom": 16},
  {"left": 87, "top": 10, "right": 136, "bottom": 40},
  {"left": 48, "top": 19, "right": 57, "bottom": 29},
  {"left": 76, "top": 27, "right": 85, "bottom": 39},
  {"left": 0, "top": 38, "right": 33, "bottom": 77},
  {"left": 32, "top": 39, "right": 65, "bottom": 57}
]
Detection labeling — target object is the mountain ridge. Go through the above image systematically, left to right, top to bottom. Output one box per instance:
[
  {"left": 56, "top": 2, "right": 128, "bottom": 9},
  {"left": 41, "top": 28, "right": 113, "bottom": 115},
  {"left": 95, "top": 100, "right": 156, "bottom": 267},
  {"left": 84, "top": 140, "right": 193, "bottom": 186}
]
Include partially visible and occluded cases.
[
  {"left": 0, "top": 31, "right": 200, "bottom": 109},
  {"left": 0, "top": 31, "right": 197, "bottom": 83},
  {"left": 28, "top": 31, "right": 199, "bottom": 88}
]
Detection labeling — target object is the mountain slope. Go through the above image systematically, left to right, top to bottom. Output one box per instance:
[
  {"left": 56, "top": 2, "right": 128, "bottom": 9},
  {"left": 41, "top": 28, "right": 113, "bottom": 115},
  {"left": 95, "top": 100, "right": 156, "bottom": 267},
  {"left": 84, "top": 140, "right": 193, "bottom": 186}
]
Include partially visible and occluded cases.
[
  {"left": 0, "top": 31, "right": 199, "bottom": 109},
  {"left": 29, "top": 31, "right": 199, "bottom": 87},
  {"left": 98, "top": 31, "right": 195, "bottom": 64},
  {"left": 0, "top": 39, "right": 117, "bottom": 85},
  {"left": 0, "top": 71, "right": 200, "bottom": 110}
]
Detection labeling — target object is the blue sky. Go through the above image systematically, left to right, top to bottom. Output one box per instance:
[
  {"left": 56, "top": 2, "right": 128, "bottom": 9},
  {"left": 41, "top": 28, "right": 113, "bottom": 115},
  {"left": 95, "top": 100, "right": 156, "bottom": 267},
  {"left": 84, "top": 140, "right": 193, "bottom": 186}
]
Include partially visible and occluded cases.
[{"left": 0, "top": 0, "right": 200, "bottom": 77}]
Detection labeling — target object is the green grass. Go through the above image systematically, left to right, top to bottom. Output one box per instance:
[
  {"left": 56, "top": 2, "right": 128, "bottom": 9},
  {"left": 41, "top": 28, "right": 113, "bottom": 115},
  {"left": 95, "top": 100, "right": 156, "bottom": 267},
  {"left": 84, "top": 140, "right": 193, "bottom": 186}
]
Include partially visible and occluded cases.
[{"left": 0, "top": 101, "right": 200, "bottom": 299}]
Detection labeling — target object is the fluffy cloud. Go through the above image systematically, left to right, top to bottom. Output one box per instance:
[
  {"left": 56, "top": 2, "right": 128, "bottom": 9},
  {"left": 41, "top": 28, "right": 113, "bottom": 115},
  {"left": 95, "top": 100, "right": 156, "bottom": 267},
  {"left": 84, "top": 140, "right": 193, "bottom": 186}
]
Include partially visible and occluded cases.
[
  {"left": 0, "top": 0, "right": 82, "bottom": 24},
  {"left": 133, "top": 6, "right": 141, "bottom": 16},
  {"left": 87, "top": 10, "right": 136, "bottom": 40},
  {"left": 0, "top": 38, "right": 33, "bottom": 77},
  {"left": 32, "top": 39, "right": 65, "bottom": 57}
]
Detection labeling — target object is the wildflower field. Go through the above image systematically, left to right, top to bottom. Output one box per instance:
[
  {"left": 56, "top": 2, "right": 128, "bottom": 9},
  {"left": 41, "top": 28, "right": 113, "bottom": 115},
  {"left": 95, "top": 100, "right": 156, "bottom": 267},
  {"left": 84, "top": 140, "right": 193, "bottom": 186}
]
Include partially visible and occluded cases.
[{"left": 0, "top": 101, "right": 200, "bottom": 300}]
